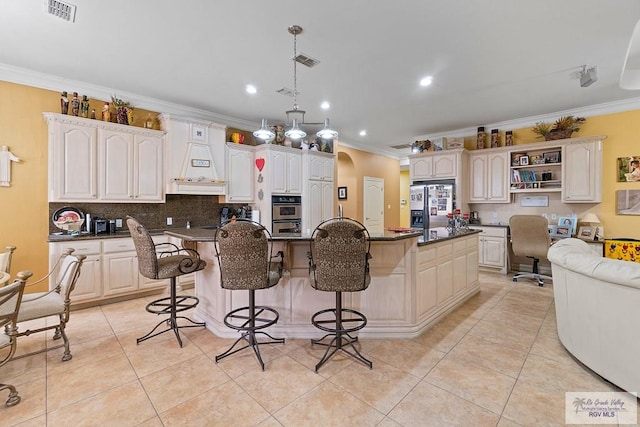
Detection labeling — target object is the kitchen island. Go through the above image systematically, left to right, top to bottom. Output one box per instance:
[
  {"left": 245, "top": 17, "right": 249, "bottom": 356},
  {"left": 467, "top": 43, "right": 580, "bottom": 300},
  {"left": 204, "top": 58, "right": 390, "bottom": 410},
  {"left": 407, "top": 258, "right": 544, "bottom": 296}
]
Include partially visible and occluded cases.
[{"left": 166, "top": 227, "right": 480, "bottom": 338}]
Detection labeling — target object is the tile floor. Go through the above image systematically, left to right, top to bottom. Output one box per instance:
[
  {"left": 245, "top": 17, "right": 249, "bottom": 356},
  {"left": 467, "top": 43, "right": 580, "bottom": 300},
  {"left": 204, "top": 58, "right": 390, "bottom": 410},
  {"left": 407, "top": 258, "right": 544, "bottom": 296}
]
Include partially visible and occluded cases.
[{"left": 1, "top": 272, "right": 637, "bottom": 426}]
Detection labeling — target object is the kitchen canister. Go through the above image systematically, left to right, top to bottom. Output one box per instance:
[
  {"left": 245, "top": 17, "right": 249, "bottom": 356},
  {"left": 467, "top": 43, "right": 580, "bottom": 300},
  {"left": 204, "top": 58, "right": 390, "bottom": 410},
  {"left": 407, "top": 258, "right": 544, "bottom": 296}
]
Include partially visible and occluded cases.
[
  {"left": 477, "top": 127, "right": 485, "bottom": 149},
  {"left": 491, "top": 129, "right": 499, "bottom": 148}
]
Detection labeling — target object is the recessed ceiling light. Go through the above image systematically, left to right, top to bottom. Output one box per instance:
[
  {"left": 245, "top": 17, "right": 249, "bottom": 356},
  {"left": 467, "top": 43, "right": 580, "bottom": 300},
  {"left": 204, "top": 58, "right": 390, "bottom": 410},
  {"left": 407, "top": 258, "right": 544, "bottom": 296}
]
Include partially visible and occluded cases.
[
  {"left": 419, "top": 76, "right": 433, "bottom": 87},
  {"left": 245, "top": 84, "right": 257, "bottom": 94},
  {"left": 320, "top": 101, "right": 330, "bottom": 110},
  {"left": 359, "top": 130, "right": 367, "bottom": 136}
]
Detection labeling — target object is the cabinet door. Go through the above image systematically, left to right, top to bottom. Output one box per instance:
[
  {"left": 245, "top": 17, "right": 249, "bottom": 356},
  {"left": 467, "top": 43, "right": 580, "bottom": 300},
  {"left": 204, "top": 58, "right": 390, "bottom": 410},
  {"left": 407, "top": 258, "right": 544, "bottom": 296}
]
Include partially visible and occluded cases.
[
  {"left": 51, "top": 122, "right": 98, "bottom": 201},
  {"left": 100, "top": 129, "right": 134, "bottom": 200},
  {"left": 133, "top": 134, "right": 164, "bottom": 201},
  {"left": 562, "top": 141, "right": 602, "bottom": 202},
  {"left": 227, "top": 145, "right": 254, "bottom": 202},
  {"left": 271, "top": 150, "right": 287, "bottom": 193},
  {"left": 287, "top": 152, "right": 302, "bottom": 194},
  {"left": 487, "top": 152, "right": 509, "bottom": 202},
  {"left": 433, "top": 153, "right": 457, "bottom": 178},
  {"left": 308, "top": 154, "right": 323, "bottom": 180},
  {"left": 469, "top": 154, "right": 488, "bottom": 202},
  {"left": 322, "top": 157, "right": 335, "bottom": 181},
  {"left": 411, "top": 157, "right": 434, "bottom": 180},
  {"left": 307, "top": 181, "right": 323, "bottom": 232},
  {"left": 321, "top": 181, "right": 335, "bottom": 222},
  {"left": 482, "top": 236, "right": 505, "bottom": 268},
  {"left": 102, "top": 251, "right": 138, "bottom": 296},
  {"left": 72, "top": 255, "right": 102, "bottom": 302}
]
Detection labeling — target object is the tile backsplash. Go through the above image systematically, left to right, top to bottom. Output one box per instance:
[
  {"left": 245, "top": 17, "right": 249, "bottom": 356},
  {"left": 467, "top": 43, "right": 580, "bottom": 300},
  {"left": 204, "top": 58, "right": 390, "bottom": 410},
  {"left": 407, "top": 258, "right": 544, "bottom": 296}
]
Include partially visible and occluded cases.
[{"left": 49, "top": 195, "right": 249, "bottom": 234}]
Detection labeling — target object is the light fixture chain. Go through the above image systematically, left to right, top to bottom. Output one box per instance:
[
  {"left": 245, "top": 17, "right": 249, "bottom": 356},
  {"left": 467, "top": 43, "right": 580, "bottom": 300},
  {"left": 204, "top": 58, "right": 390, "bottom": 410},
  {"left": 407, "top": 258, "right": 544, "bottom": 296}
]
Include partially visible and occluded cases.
[{"left": 293, "top": 30, "right": 298, "bottom": 110}]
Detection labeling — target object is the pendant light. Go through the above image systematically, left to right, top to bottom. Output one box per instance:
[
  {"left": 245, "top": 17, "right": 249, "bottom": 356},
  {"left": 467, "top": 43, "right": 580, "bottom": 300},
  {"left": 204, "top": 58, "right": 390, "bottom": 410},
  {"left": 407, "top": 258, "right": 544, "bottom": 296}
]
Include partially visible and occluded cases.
[{"left": 254, "top": 25, "right": 337, "bottom": 142}]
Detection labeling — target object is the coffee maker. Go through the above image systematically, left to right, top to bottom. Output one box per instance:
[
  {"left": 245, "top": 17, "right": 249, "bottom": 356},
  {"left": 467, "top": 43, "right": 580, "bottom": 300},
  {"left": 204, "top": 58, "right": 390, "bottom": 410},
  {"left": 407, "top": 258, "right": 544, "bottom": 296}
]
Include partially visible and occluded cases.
[{"left": 469, "top": 211, "right": 480, "bottom": 224}]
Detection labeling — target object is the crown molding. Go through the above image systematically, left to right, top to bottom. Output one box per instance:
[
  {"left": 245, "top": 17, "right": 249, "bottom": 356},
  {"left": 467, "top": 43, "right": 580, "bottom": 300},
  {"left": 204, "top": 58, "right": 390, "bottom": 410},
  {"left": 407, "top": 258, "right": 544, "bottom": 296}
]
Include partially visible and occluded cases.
[{"left": 0, "top": 63, "right": 258, "bottom": 131}]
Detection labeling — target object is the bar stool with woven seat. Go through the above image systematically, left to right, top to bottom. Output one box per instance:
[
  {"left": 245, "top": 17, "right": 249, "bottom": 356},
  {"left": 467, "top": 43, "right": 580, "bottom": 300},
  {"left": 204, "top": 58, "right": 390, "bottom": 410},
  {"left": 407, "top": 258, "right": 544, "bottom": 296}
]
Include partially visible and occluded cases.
[
  {"left": 127, "top": 216, "right": 206, "bottom": 347},
  {"left": 308, "top": 217, "right": 373, "bottom": 372},
  {"left": 214, "top": 219, "right": 285, "bottom": 370}
]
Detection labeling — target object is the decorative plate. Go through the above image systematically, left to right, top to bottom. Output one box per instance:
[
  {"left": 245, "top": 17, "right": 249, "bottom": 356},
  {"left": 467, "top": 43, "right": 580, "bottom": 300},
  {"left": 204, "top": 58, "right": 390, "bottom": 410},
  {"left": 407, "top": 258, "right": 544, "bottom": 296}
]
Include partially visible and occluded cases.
[{"left": 52, "top": 206, "right": 85, "bottom": 231}]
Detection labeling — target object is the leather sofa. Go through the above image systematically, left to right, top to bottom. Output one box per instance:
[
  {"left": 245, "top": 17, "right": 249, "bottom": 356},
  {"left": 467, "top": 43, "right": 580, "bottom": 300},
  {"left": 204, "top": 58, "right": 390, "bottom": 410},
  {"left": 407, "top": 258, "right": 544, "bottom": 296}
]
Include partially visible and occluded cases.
[{"left": 548, "top": 238, "right": 640, "bottom": 394}]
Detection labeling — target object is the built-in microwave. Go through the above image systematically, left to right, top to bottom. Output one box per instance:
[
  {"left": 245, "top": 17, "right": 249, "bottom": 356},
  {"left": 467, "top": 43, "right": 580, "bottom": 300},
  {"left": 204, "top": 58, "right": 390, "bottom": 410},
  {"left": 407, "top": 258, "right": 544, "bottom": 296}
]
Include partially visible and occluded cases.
[{"left": 272, "top": 195, "right": 302, "bottom": 221}]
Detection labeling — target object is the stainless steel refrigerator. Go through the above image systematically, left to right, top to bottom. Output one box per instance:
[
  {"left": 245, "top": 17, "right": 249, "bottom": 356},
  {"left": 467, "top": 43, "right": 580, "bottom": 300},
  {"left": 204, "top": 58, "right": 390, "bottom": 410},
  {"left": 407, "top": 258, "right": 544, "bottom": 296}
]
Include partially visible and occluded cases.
[{"left": 410, "top": 181, "right": 455, "bottom": 229}]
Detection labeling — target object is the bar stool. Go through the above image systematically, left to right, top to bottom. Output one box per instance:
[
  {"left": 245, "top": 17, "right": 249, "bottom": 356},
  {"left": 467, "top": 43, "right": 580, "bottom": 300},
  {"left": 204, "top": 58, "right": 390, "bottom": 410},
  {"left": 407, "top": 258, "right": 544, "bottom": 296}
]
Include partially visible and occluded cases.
[
  {"left": 127, "top": 216, "right": 206, "bottom": 347},
  {"left": 308, "top": 217, "right": 373, "bottom": 372},
  {"left": 214, "top": 219, "right": 285, "bottom": 370}
]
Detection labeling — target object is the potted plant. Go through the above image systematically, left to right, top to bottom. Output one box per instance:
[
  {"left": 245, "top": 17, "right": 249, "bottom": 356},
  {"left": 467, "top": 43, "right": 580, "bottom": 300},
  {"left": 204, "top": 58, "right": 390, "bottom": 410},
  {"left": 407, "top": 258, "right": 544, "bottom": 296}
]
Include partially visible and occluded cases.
[{"left": 532, "top": 115, "right": 586, "bottom": 141}]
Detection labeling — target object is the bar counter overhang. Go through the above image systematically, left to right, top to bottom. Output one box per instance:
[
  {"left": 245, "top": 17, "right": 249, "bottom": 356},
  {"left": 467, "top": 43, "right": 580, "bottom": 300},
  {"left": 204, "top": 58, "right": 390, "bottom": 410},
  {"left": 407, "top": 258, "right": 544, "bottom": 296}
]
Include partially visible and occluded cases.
[{"left": 165, "top": 227, "right": 481, "bottom": 339}]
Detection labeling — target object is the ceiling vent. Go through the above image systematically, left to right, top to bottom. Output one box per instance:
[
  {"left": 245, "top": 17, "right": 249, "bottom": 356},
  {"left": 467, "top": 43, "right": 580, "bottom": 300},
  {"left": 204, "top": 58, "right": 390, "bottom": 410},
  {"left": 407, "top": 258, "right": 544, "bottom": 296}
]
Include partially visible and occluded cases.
[
  {"left": 45, "top": 0, "right": 76, "bottom": 22},
  {"left": 294, "top": 53, "right": 320, "bottom": 68},
  {"left": 389, "top": 143, "right": 412, "bottom": 150}
]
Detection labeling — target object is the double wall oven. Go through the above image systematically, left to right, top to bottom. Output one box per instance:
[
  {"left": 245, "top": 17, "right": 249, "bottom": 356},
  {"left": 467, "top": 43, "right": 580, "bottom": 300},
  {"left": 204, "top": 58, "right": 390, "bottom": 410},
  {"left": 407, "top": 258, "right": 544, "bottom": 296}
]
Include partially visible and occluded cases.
[{"left": 272, "top": 195, "right": 301, "bottom": 236}]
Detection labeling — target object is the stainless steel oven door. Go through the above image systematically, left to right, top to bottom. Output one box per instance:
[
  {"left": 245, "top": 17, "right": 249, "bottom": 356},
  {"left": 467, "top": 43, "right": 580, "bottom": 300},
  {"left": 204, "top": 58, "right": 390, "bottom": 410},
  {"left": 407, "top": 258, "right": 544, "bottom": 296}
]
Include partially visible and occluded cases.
[
  {"left": 272, "top": 204, "right": 302, "bottom": 221},
  {"left": 272, "top": 220, "right": 301, "bottom": 236}
]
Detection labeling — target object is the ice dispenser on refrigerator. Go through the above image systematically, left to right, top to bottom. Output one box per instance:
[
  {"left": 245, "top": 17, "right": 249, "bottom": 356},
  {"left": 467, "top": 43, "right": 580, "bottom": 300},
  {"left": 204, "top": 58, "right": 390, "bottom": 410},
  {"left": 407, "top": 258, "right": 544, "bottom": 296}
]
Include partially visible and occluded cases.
[{"left": 410, "top": 181, "right": 455, "bottom": 229}]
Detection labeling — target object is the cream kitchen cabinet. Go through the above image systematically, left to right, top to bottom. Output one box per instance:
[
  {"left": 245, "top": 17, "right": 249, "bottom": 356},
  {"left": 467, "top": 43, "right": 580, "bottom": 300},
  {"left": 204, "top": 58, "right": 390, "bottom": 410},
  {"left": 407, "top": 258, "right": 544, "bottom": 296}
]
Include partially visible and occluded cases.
[
  {"left": 44, "top": 113, "right": 165, "bottom": 203},
  {"left": 45, "top": 114, "right": 98, "bottom": 201},
  {"left": 99, "top": 130, "right": 164, "bottom": 202},
  {"left": 562, "top": 138, "right": 603, "bottom": 203},
  {"left": 226, "top": 143, "right": 254, "bottom": 202},
  {"left": 269, "top": 148, "right": 302, "bottom": 194},
  {"left": 302, "top": 151, "right": 335, "bottom": 232},
  {"left": 307, "top": 151, "right": 335, "bottom": 181},
  {"left": 409, "top": 151, "right": 458, "bottom": 181},
  {"left": 469, "top": 151, "right": 509, "bottom": 203},
  {"left": 305, "top": 180, "right": 334, "bottom": 232},
  {"left": 472, "top": 226, "right": 508, "bottom": 274},
  {"left": 49, "top": 236, "right": 168, "bottom": 305},
  {"left": 49, "top": 240, "right": 102, "bottom": 302}
]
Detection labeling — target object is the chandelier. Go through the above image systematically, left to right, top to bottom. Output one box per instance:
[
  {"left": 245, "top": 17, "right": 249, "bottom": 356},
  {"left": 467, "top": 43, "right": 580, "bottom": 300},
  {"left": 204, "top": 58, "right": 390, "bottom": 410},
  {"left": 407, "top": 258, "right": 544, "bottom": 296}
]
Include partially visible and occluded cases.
[{"left": 253, "top": 25, "right": 338, "bottom": 142}]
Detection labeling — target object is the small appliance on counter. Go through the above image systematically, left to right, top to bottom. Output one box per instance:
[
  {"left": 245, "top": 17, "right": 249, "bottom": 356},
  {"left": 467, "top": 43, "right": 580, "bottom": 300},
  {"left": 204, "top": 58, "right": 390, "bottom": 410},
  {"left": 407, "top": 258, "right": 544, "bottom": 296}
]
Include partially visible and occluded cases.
[
  {"left": 469, "top": 211, "right": 480, "bottom": 224},
  {"left": 93, "top": 217, "right": 109, "bottom": 235}
]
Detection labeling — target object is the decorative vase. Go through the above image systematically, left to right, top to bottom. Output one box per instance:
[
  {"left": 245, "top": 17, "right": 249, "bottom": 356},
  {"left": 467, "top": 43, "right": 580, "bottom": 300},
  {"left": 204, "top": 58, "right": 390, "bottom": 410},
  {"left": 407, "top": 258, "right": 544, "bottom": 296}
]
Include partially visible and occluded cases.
[
  {"left": 116, "top": 107, "right": 128, "bottom": 125},
  {"left": 126, "top": 108, "right": 134, "bottom": 126}
]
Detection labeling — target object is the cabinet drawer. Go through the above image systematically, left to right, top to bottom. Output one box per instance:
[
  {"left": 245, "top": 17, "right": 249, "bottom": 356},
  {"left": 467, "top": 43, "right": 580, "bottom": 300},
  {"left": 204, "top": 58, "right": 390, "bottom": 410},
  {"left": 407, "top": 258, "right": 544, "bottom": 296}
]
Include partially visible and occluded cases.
[
  {"left": 472, "top": 226, "right": 507, "bottom": 238},
  {"left": 103, "top": 238, "right": 135, "bottom": 253},
  {"left": 59, "top": 240, "right": 102, "bottom": 255}
]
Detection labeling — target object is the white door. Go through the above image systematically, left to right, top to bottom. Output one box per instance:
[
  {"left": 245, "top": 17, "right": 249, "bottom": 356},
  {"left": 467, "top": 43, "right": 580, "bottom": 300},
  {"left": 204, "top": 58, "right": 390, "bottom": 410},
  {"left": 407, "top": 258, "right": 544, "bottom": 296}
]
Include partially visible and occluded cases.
[{"left": 363, "top": 176, "right": 384, "bottom": 234}]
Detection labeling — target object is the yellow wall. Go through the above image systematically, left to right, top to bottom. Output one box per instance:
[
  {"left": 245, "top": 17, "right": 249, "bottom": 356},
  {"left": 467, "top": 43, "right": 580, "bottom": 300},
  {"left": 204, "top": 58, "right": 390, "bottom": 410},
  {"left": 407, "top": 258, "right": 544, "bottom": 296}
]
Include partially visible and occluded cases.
[
  {"left": 0, "top": 81, "right": 158, "bottom": 291},
  {"left": 336, "top": 144, "right": 400, "bottom": 228},
  {"left": 400, "top": 170, "right": 410, "bottom": 228}
]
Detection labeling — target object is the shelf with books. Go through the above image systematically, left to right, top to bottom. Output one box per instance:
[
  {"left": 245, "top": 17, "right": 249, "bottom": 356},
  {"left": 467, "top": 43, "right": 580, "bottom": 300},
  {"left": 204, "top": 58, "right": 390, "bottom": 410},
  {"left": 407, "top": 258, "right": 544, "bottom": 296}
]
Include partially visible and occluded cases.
[{"left": 509, "top": 145, "right": 562, "bottom": 194}]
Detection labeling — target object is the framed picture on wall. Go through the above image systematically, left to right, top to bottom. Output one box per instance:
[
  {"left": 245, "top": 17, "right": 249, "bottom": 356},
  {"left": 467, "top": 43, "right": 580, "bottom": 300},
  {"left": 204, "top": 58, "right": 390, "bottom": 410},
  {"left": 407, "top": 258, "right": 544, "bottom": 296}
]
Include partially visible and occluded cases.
[{"left": 338, "top": 186, "right": 348, "bottom": 200}]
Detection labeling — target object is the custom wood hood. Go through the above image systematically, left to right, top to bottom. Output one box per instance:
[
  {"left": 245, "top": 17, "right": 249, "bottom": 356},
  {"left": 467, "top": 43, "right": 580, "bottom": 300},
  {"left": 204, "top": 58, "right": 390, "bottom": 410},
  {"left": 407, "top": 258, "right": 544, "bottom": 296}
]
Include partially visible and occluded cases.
[{"left": 160, "top": 114, "right": 226, "bottom": 195}]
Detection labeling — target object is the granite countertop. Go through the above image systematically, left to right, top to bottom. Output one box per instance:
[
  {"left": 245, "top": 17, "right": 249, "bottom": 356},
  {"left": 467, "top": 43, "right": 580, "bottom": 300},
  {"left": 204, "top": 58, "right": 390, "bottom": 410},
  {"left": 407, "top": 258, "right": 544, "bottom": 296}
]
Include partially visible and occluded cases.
[
  {"left": 165, "top": 227, "right": 425, "bottom": 242},
  {"left": 417, "top": 228, "right": 481, "bottom": 246},
  {"left": 47, "top": 229, "right": 167, "bottom": 242}
]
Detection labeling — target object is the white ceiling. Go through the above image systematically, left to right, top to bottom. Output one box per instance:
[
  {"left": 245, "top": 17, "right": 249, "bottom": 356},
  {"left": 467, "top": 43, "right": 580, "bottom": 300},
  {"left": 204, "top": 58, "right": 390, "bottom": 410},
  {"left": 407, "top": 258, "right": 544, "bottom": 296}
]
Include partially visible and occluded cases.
[{"left": 2, "top": 1, "right": 640, "bottom": 159}]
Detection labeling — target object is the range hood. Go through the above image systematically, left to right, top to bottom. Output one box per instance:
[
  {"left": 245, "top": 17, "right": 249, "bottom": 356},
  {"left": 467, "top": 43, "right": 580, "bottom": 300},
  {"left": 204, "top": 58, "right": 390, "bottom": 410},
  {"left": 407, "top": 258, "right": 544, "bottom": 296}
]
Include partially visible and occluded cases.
[
  {"left": 161, "top": 114, "right": 227, "bottom": 196},
  {"left": 168, "top": 141, "right": 226, "bottom": 194}
]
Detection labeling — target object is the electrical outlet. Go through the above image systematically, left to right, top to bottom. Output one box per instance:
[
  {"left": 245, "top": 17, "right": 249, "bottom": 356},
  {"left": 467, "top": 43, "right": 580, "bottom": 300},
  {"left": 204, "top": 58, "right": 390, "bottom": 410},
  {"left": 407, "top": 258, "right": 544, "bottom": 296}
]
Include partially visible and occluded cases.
[
  {"left": 551, "top": 213, "right": 557, "bottom": 220},
  {"left": 166, "top": 217, "right": 173, "bottom": 226},
  {"left": 115, "top": 218, "right": 122, "bottom": 228}
]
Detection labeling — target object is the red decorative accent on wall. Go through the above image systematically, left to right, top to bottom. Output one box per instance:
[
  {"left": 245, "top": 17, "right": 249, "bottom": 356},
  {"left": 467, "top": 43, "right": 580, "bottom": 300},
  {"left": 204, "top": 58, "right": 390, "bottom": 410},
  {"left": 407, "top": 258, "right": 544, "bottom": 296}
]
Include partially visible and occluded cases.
[{"left": 255, "top": 157, "right": 265, "bottom": 172}]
